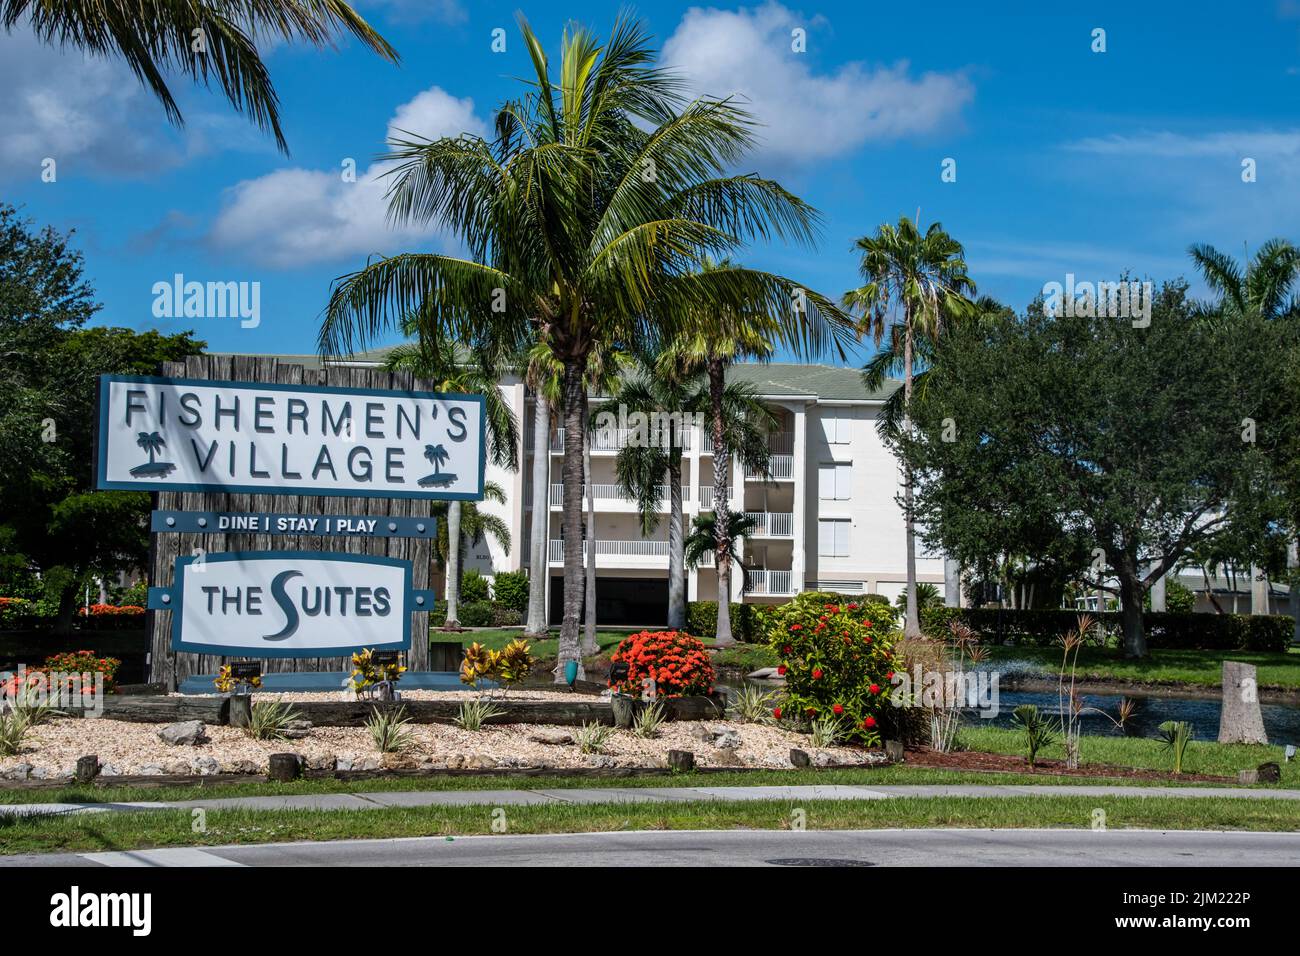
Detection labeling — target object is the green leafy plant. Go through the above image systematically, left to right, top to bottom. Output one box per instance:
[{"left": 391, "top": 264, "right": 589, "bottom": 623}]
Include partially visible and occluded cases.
[
  {"left": 460, "top": 569, "right": 491, "bottom": 604},
  {"left": 491, "top": 571, "right": 530, "bottom": 613},
  {"left": 768, "top": 593, "right": 899, "bottom": 744},
  {"left": 458, "top": 639, "right": 536, "bottom": 693},
  {"left": 731, "top": 684, "right": 778, "bottom": 725},
  {"left": 453, "top": 698, "right": 505, "bottom": 732},
  {"left": 245, "top": 700, "right": 301, "bottom": 741},
  {"left": 632, "top": 700, "right": 666, "bottom": 739},
  {"left": 1011, "top": 704, "right": 1057, "bottom": 769},
  {"left": 367, "top": 706, "right": 416, "bottom": 754},
  {"left": 0, "top": 709, "right": 30, "bottom": 757},
  {"left": 809, "top": 715, "right": 845, "bottom": 749},
  {"left": 1156, "top": 720, "right": 1194, "bottom": 775},
  {"left": 575, "top": 721, "right": 615, "bottom": 754}
]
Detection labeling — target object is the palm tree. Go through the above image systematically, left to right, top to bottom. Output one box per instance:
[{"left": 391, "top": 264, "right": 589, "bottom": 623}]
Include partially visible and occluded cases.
[
  {"left": 3, "top": 0, "right": 396, "bottom": 153},
  {"left": 321, "top": 15, "right": 852, "bottom": 680},
  {"left": 844, "top": 216, "right": 976, "bottom": 639},
  {"left": 1189, "top": 239, "right": 1300, "bottom": 619},
  {"left": 662, "top": 276, "right": 780, "bottom": 646},
  {"left": 385, "top": 324, "right": 518, "bottom": 628},
  {"left": 523, "top": 344, "right": 561, "bottom": 640},
  {"left": 581, "top": 351, "right": 623, "bottom": 655},
  {"left": 609, "top": 353, "right": 775, "bottom": 630},
  {"left": 137, "top": 431, "right": 165, "bottom": 464},
  {"left": 431, "top": 481, "right": 511, "bottom": 606},
  {"left": 685, "top": 511, "right": 759, "bottom": 597}
]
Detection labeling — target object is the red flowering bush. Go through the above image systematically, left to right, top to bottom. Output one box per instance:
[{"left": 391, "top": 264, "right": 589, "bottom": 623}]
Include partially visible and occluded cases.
[
  {"left": 767, "top": 592, "right": 899, "bottom": 745},
  {"left": 608, "top": 630, "right": 715, "bottom": 698}
]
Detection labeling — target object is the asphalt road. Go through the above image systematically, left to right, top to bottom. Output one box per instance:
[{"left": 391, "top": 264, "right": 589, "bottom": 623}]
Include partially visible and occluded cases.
[{"left": 5, "top": 828, "right": 1299, "bottom": 867}]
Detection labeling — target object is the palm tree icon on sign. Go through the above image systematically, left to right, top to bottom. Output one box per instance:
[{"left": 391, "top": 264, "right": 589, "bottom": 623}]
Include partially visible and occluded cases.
[
  {"left": 129, "top": 431, "right": 176, "bottom": 478},
  {"left": 418, "top": 443, "right": 457, "bottom": 488}
]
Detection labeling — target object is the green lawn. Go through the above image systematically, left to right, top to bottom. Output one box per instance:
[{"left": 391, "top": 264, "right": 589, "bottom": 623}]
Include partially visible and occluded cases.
[
  {"left": 986, "top": 644, "right": 1300, "bottom": 690},
  {"left": 959, "top": 724, "right": 1299, "bottom": 785},
  {"left": 2, "top": 794, "right": 1297, "bottom": 856}
]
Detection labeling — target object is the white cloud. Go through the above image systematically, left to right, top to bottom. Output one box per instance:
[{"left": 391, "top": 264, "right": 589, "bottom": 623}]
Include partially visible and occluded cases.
[
  {"left": 361, "top": 0, "right": 466, "bottom": 25},
  {"left": 660, "top": 2, "right": 973, "bottom": 163},
  {"left": 207, "top": 87, "right": 488, "bottom": 268},
  {"left": 1066, "top": 129, "right": 1300, "bottom": 159}
]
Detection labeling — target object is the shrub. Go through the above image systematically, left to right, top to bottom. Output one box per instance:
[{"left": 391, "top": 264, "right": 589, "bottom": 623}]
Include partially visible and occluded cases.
[
  {"left": 460, "top": 570, "right": 491, "bottom": 604},
  {"left": 492, "top": 571, "right": 530, "bottom": 614},
  {"left": 1165, "top": 580, "right": 1196, "bottom": 614},
  {"left": 766, "top": 593, "right": 900, "bottom": 745},
  {"left": 458, "top": 600, "right": 496, "bottom": 627},
  {"left": 685, "top": 601, "right": 774, "bottom": 642},
  {"left": 490, "top": 605, "right": 523, "bottom": 627},
  {"left": 608, "top": 630, "right": 714, "bottom": 698},
  {"left": 458, "top": 639, "right": 536, "bottom": 691},
  {"left": 348, "top": 648, "right": 406, "bottom": 697},
  {"left": 39, "top": 650, "right": 122, "bottom": 692},
  {"left": 731, "top": 684, "right": 778, "bottom": 725},
  {"left": 454, "top": 698, "right": 505, "bottom": 731},
  {"left": 632, "top": 699, "right": 666, "bottom": 739},
  {"left": 245, "top": 700, "right": 300, "bottom": 741},
  {"left": 1011, "top": 704, "right": 1057, "bottom": 769},
  {"left": 367, "top": 705, "right": 416, "bottom": 753},
  {"left": 0, "top": 709, "right": 29, "bottom": 757},
  {"left": 1156, "top": 720, "right": 1193, "bottom": 774},
  {"left": 575, "top": 721, "right": 615, "bottom": 754}
]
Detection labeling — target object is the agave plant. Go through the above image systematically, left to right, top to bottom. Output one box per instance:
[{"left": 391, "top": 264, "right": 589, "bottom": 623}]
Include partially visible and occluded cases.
[
  {"left": 731, "top": 684, "right": 778, "bottom": 725},
  {"left": 453, "top": 698, "right": 505, "bottom": 732},
  {"left": 245, "top": 700, "right": 301, "bottom": 741},
  {"left": 632, "top": 700, "right": 666, "bottom": 739},
  {"left": 367, "top": 706, "right": 416, "bottom": 754},
  {"left": 0, "top": 709, "right": 30, "bottom": 757},
  {"left": 809, "top": 715, "right": 845, "bottom": 749},
  {"left": 575, "top": 721, "right": 615, "bottom": 755}
]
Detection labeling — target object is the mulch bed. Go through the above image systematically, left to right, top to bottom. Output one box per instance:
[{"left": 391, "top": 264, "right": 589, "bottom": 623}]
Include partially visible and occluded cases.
[{"left": 904, "top": 746, "right": 1236, "bottom": 783}]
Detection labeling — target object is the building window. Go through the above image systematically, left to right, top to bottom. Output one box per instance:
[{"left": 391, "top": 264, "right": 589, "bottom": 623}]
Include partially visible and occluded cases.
[
  {"left": 821, "top": 414, "right": 850, "bottom": 445},
  {"left": 818, "top": 461, "right": 851, "bottom": 500},
  {"left": 818, "top": 518, "right": 850, "bottom": 557}
]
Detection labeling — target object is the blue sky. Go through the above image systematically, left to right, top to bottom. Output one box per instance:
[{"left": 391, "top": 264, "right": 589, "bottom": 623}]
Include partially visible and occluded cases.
[{"left": 3, "top": 0, "right": 1299, "bottom": 365}]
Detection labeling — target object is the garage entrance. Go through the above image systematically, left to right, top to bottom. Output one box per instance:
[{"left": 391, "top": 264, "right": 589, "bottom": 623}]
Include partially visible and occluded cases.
[{"left": 549, "top": 576, "right": 669, "bottom": 626}]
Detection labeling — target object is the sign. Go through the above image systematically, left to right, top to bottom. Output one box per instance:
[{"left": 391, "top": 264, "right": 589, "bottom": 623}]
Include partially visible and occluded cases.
[
  {"left": 96, "top": 374, "right": 485, "bottom": 500},
  {"left": 151, "top": 510, "right": 438, "bottom": 538},
  {"left": 151, "top": 551, "right": 436, "bottom": 658},
  {"left": 230, "top": 661, "right": 262, "bottom": 680}
]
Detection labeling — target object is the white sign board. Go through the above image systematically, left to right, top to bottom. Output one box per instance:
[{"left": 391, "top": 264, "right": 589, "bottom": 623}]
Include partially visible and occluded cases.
[
  {"left": 97, "top": 374, "right": 485, "bottom": 500},
  {"left": 169, "top": 552, "right": 413, "bottom": 657}
]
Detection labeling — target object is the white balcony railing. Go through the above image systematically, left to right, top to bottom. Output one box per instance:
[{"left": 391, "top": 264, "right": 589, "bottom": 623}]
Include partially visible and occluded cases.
[
  {"left": 531, "top": 427, "right": 695, "bottom": 453},
  {"left": 747, "top": 455, "right": 794, "bottom": 480},
  {"left": 548, "top": 483, "right": 668, "bottom": 507},
  {"left": 698, "top": 485, "right": 713, "bottom": 508},
  {"left": 745, "top": 511, "right": 794, "bottom": 537},
  {"left": 548, "top": 538, "right": 670, "bottom": 563},
  {"left": 744, "top": 569, "right": 795, "bottom": 595}
]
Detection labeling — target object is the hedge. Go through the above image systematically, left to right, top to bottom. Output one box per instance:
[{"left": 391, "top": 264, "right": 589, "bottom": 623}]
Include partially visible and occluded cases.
[
  {"left": 685, "top": 601, "right": 774, "bottom": 642},
  {"left": 919, "top": 605, "right": 1294, "bottom": 652}
]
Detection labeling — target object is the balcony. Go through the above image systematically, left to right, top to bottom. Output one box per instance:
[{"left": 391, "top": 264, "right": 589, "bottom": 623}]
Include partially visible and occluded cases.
[
  {"left": 530, "top": 427, "right": 695, "bottom": 454},
  {"left": 703, "top": 430, "right": 793, "bottom": 456},
  {"left": 746, "top": 455, "right": 794, "bottom": 481},
  {"left": 547, "top": 483, "right": 669, "bottom": 509},
  {"left": 745, "top": 511, "right": 794, "bottom": 537},
  {"left": 548, "top": 538, "right": 669, "bottom": 565},
  {"left": 744, "top": 568, "right": 795, "bottom": 595}
]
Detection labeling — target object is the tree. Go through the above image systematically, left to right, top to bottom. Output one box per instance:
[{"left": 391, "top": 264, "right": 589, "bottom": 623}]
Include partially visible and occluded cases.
[
  {"left": 2, "top": 0, "right": 396, "bottom": 153},
  {"left": 321, "top": 15, "right": 851, "bottom": 679},
  {"left": 0, "top": 205, "right": 203, "bottom": 629},
  {"left": 844, "top": 217, "right": 976, "bottom": 640},
  {"left": 894, "top": 280, "right": 1285, "bottom": 657},
  {"left": 384, "top": 323, "right": 518, "bottom": 627},
  {"left": 523, "top": 343, "right": 561, "bottom": 639},
  {"left": 608, "top": 351, "right": 774, "bottom": 630},
  {"left": 430, "top": 482, "right": 511, "bottom": 594},
  {"left": 685, "top": 511, "right": 758, "bottom": 595}
]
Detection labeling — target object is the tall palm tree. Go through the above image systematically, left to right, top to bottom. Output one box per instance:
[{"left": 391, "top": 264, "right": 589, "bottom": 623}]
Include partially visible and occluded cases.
[
  {"left": 3, "top": 0, "right": 396, "bottom": 153},
  {"left": 321, "top": 15, "right": 852, "bottom": 680},
  {"left": 844, "top": 216, "right": 977, "bottom": 640},
  {"left": 1189, "top": 239, "right": 1300, "bottom": 617},
  {"left": 662, "top": 279, "right": 779, "bottom": 646},
  {"left": 385, "top": 323, "right": 518, "bottom": 627},
  {"left": 523, "top": 344, "right": 561, "bottom": 640},
  {"left": 581, "top": 351, "right": 622, "bottom": 655},
  {"left": 609, "top": 353, "right": 775, "bottom": 630},
  {"left": 431, "top": 481, "right": 511, "bottom": 602}
]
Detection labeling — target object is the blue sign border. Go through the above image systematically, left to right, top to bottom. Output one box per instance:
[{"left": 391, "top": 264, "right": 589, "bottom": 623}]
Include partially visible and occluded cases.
[
  {"left": 96, "top": 373, "right": 487, "bottom": 501},
  {"left": 168, "top": 550, "right": 414, "bottom": 658}
]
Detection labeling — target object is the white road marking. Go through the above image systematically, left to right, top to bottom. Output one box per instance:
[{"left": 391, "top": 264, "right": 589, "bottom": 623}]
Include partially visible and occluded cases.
[{"left": 80, "top": 848, "right": 245, "bottom": 867}]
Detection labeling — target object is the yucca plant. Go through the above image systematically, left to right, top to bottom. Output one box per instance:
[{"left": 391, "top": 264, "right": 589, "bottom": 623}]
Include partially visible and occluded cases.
[
  {"left": 10, "top": 683, "right": 61, "bottom": 727},
  {"left": 731, "top": 684, "right": 778, "bottom": 725},
  {"left": 453, "top": 698, "right": 505, "bottom": 732},
  {"left": 245, "top": 700, "right": 300, "bottom": 741},
  {"left": 632, "top": 700, "right": 666, "bottom": 739},
  {"left": 1011, "top": 704, "right": 1057, "bottom": 769},
  {"left": 367, "top": 706, "right": 416, "bottom": 754},
  {"left": 0, "top": 709, "right": 30, "bottom": 757},
  {"left": 809, "top": 715, "right": 844, "bottom": 749},
  {"left": 1157, "top": 720, "right": 1194, "bottom": 775},
  {"left": 575, "top": 721, "right": 615, "bottom": 755}
]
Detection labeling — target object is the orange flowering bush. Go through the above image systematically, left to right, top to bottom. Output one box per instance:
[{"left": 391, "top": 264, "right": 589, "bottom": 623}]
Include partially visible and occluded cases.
[
  {"left": 767, "top": 593, "right": 899, "bottom": 745},
  {"left": 78, "top": 603, "right": 145, "bottom": 617},
  {"left": 608, "top": 630, "right": 714, "bottom": 698}
]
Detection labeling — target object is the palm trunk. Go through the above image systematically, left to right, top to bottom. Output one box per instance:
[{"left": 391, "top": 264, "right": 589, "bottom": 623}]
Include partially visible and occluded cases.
[
  {"left": 902, "top": 321, "right": 922, "bottom": 639},
  {"left": 556, "top": 357, "right": 587, "bottom": 681},
  {"left": 709, "top": 359, "right": 735, "bottom": 647},
  {"left": 525, "top": 396, "right": 551, "bottom": 638},
  {"left": 582, "top": 411, "right": 598, "bottom": 655},
  {"left": 666, "top": 449, "right": 685, "bottom": 630},
  {"left": 444, "top": 501, "right": 462, "bottom": 627}
]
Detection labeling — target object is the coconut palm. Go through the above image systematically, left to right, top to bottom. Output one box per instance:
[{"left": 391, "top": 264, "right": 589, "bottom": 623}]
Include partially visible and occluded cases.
[
  {"left": 2, "top": 0, "right": 396, "bottom": 153},
  {"left": 321, "top": 15, "right": 852, "bottom": 680},
  {"left": 844, "top": 217, "right": 977, "bottom": 639},
  {"left": 1189, "top": 240, "right": 1300, "bottom": 617},
  {"left": 660, "top": 273, "right": 780, "bottom": 646},
  {"left": 385, "top": 324, "right": 518, "bottom": 627},
  {"left": 523, "top": 343, "right": 562, "bottom": 640},
  {"left": 581, "top": 351, "right": 623, "bottom": 654},
  {"left": 608, "top": 353, "right": 776, "bottom": 630},
  {"left": 137, "top": 431, "right": 165, "bottom": 464},
  {"left": 430, "top": 482, "right": 511, "bottom": 605}
]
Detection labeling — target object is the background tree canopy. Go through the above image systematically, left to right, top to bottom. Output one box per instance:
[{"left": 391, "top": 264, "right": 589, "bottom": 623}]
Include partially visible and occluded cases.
[
  {"left": 0, "top": 204, "right": 203, "bottom": 629},
  {"left": 892, "top": 279, "right": 1294, "bottom": 657}
]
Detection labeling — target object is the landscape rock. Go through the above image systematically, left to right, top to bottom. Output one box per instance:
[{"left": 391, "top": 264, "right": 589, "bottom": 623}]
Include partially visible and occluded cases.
[
  {"left": 282, "top": 719, "right": 313, "bottom": 740},
  {"left": 157, "top": 720, "right": 205, "bottom": 746},
  {"left": 689, "top": 725, "right": 715, "bottom": 743},
  {"left": 528, "top": 729, "right": 575, "bottom": 746},
  {"left": 713, "top": 730, "right": 743, "bottom": 750},
  {"left": 712, "top": 746, "right": 744, "bottom": 767},
  {"left": 789, "top": 748, "right": 811, "bottom": 768},
  {"left": 666, "top": 749, "right": 695, "bottom": 772},
  {"left": 812, "top": 750, "right": 842, "bottom": 768},
  {"left": 761, "top": 752, "right": 793, "bottom": 769},
  {"left": 380, "top": 753, "right": 417, "bottom": 770},
  {"left": 304, "top": 754, "right": 337, "bottom": 772},
  {"left": 444, "top": 754, "right": 465, "bottom": 770},
  {"left": 464, "top": 754, "right": 498, "bottom": 770},
  {"left": 496, "top": 755, "right": 532, "bottom": 769},
  {"left": 586, "top": 755, "right": 617, "bottom": 768},
  {"left": 191, "top": 756, "right": 221, "bottom": 775},
  {"left": 353, "top": 756, "right": 381, "bottom": 772},
  {"left": 163, "top": 759, "right": 190, "bottom": 775},
  {"left": 224, "top": 759, "right": 261, "bottom": 774},
  {"left": 1, "top": 763, "right": 32, "bottom": 781},
  {"left": 99, "top": 763, "right": 123, "bottom": 777},
  {"left": 137, "top": 763, "right": 164, "bottom": 776}
]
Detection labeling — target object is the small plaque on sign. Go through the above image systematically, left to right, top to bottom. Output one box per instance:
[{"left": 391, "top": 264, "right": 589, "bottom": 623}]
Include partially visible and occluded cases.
[
  {"left": 373, "top": 651, "right": 401, "bottom": 667},
  {"left": 231, "top": 661, "right": 263, "bottom": 680}
]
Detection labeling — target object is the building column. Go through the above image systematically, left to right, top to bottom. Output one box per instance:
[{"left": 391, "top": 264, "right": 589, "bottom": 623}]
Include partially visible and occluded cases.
[{"left": 791, "top": 402, "right": 807, "bottom": 595}]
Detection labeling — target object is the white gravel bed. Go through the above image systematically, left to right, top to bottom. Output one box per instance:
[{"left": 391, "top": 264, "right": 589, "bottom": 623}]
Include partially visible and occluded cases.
[
  {"left": 171, "top": 689, "right": 597, "bottom": 702},
  {"left": 0, "top": 715, "right": 883, "bottom": 779}
]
